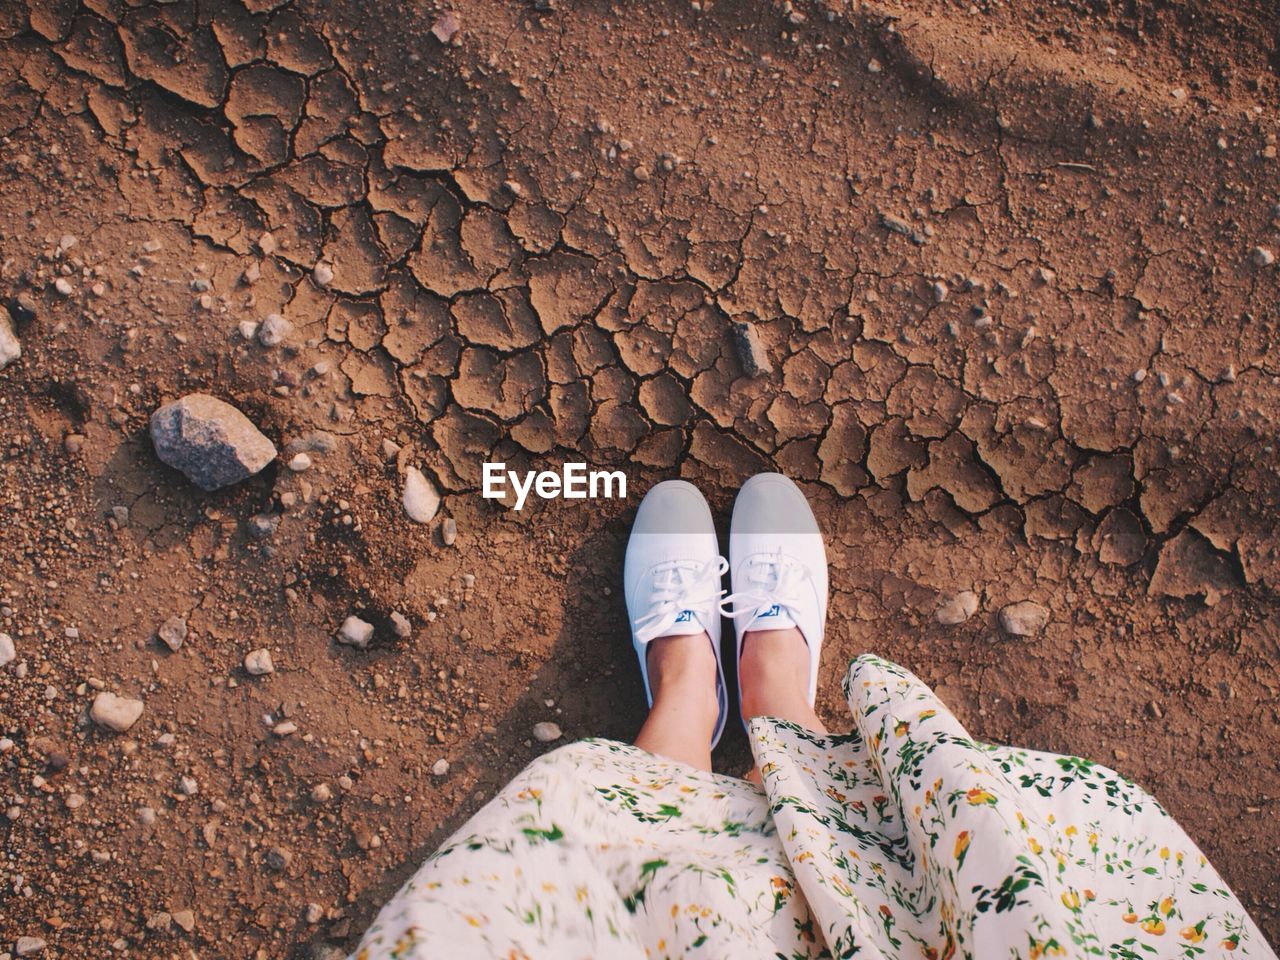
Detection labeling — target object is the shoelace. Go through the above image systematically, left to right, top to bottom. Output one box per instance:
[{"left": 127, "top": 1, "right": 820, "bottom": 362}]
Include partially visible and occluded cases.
[
  {"left": 720, "top": 550, "right": 810, "bottom": 628},
  {"left": 632, "top": 557, "right": 729, "bottom": 645}
]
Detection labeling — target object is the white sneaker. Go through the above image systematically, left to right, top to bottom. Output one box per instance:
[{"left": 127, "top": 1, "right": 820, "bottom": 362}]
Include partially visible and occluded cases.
[
  {"left": 723, "top": 473, "right": 828, "bottom": 709},
  {"left": 623, "top": 480, "right": 728, "bottom": 748}
]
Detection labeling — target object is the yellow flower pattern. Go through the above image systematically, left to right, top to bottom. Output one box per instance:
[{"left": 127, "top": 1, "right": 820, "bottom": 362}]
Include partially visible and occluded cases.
[{"left": 351, "top": 656, "right": 1275, "bottom": 959}]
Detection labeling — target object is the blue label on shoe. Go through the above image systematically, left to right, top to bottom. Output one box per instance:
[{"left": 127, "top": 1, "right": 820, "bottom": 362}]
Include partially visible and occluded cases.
[
  {"left": 759, "top": 604, "right": 782, "bottom": 618},
  {"left": 675, "top": 610, "right": 693, "bottom": 623}
]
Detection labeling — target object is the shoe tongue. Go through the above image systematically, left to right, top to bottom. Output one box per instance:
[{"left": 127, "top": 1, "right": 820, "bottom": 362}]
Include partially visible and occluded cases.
[
  {"left": 748, "top": 603, "right": 796, "bottom": 631},
  {"left": 662, "top": 608, "right": 708, "bottom": 637}
]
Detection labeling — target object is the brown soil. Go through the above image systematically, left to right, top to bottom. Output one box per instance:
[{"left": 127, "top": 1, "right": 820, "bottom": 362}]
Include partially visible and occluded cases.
[{"left": 1, "top": 0, "right": 1279, "bottom": 956}]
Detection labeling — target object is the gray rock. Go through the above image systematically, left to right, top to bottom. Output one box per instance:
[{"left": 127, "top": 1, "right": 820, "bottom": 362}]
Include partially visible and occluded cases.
[
  {"left": 312, "top": 262, "right": 334, "bottom": 288},
  {"left": 0, "top": 306, "right": 20, "bottom": 371},
  {"left": 258, "top": 313, "right": 293, "bottom": 347},
  {"left": 730, "top": 320, "right": 771, "bottom": 377},
  {"left": 150, "top": 394, "right": 277, "bottom": 491},
  {"left": 284, "top": 431, "right": 338, "bottom": 457},
  {"left": 403, "top": 467, "right": 441, "bottom": 523},
  {"left": 111, "top": 505, "right": 130, "bottom": 527},
  {"left": 249, "top": 513, "right": 280, "bottom": 539},
  {"left": 441, "top": 517, "right": 457, "bottom": 546},
  {"left": 935, "top": 591, "right": 978, "bottom": 626},
  {"left": 998, "top": 600, "right": 1049, "bottom": 637},
  {"left": 389, "top": 611, "right": 412, "bottom": 640},
  {"left": 337, "top": 615, "right": 374, "bottom": 650},
  {"left": 158, "top": 616, "right": 187, "bottom": 652},
  {"left": 0, "top": 632, "right": 14, "bottom": 667},
  {"left": 244, "top": 649, "right": 274, "bottom": 675},
  {"left": 90, "top": 691, "right": 144, "bottom": 732},
  {"left": 532, "top": 721, "right": 562, "bottom": 743},
  {"left": 431, "top": 758, "right": 450, "bottom": 776},
  {"left": 172, "top": 909, "right": 196, "bottom": 933},
  {"left": 15, "top": 936, "right": 46, "bottom": 956}
]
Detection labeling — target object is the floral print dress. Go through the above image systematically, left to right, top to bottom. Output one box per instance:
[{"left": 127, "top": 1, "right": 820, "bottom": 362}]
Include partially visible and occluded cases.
[{"left": 351, "top": 656, "right": 1275, "bottom": 959}]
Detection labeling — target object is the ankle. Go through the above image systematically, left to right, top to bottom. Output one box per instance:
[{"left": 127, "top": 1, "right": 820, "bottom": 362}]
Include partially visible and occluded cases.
[
  {"left": 739, "top": 628, "right": 811, "bottom": 719},
  {"left": 647, "top": 634, "right": 718, "bottom": 708}
]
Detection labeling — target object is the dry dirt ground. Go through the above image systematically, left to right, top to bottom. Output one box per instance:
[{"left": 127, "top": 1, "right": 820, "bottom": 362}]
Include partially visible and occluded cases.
[{"left": 1, "top": 0, "right": 1279, "bottom": 956}]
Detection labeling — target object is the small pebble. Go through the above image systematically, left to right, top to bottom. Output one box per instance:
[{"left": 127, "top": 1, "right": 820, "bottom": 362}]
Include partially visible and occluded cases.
[
  {"left": 1251, "top": 246, "right": 1275, "bottom": 267},
  {"left": 312, "top": 262, "right": 334, "bottom": 287},
  {"left": 54, "top": 278, "right": 73, "bottom": 296},
  {"left": 258, "top": 313, "right": 293, "bottom": 347},
  {"left": 239, "top": 319, "right": 259, "bottom": 340},
  {"left": 288, "top": 452, "right": 312, "bottom": 472},
  {"left": 403, "top": 466, "right": 442, "bottom": 523},
  {"left": 441, "top": 517, "right": 458, "bottom": 546},
  {"left": 935, "top": 590, "right": 978, "bottom": 626},
  {"left": 998, "top": 600, "right": 1049, "bottom": 637},
  {"left": 389, "top": 611, "right": 412, "bottom": 640},
  {"left": 337, "top": 615, "right": 375, "bottom": 650},
  {"left": 157, "top": 616, "right": 187, "bottom": 652},
  {"left": 0, "top": 632, "right": 15, "bottom": 667},
  {"left": 244, "top": 649, "right": 275, "bottom": 676},
  {"left": 90, "top": 691, "right": 144, "bottom": 732},
  {"left": 273, "top": 720, "right": 298, "bottom": 737},
  {"left": 532, "top": 721, "right": 563, "bottom": 743},
  {"left": 432, "top": 758, "right": 450, "bottom": 776},
  {"left": 178, "top": 775, "right": 199, "bottom": 796},
  {"left": 310, "top": 783, "right": 332, "bottom": 803},
  {"left": 137, "top": 806, "right": 157, "bottom": 826},
  {"left": 265, "top": 846, "right": 292, "bottom": 871},
  {"left": 304, "top": 903, "right": 324, "bottom": 924},
  {"left": 15, "top": 936, "right": 47, "bottom": 956}
]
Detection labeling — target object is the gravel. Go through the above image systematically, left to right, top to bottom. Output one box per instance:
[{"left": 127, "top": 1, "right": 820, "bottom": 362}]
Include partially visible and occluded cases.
[
  {"left": 312, "top": 262, "right": 334, "bottom": 287},
  {"left": 150, "top": 394, "right": 278, "bottom": 491},
  {"left": 403, "top": 466, "right": 441, "bottom": 523},
  {"left": 441, "top": 517, "right": 458, "bottom": 546},
  {"left": 998, "top": 600, "right": 1050, "bottom": 636},
  {"left": 389, "top": 611, "right": 412, "bottom": 639},
  {"left": 337, "top": 616, "right": 374, "bottom": 650},
  {"left": 0, "top": 632, "right": 14, "bottom": 667},
  {"left": 89, "top": 692, "right": 144, "bottom": 732},
  {"left": 431, "top": 758, "right": 450, "bottom": 776},
  {"left": 15, "top": 936, "right": 47, "bottom": 956}
]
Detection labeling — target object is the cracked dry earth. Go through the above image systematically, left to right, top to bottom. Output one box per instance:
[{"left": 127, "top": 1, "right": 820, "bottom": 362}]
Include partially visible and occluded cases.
[{"left": 1, "top": 0, "right": 1280, "bottom": 956}]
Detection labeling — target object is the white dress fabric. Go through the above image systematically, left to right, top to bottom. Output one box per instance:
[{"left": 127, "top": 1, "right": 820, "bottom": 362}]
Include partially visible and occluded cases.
[{"left": 351, "top": 655, "right": 1275, "bottom": 960}]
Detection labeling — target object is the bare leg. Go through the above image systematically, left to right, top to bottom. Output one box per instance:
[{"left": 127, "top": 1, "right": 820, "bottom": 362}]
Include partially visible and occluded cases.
[
  {"left": 739, "top": 627, "right": 826, "bottom": 783},
  {"left": 633, "top": 633, "right": 719, "bottom": 772}
]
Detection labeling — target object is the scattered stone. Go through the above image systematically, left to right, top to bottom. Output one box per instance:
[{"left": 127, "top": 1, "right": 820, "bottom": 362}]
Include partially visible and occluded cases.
[
  {"left": 431, "top": 11, "right": 461, "bottom": 42},
  {"left": 866, "top": 57, "right": 882, "bottom": 73},
  {"left": 880, "top": 211, "right": 927, "bottom": 244},
  {"left": 1251, "top": 245, "right": 1275, "bottom": 267},
  {"left": 242, "top": 261, "right": 261, "bottom": 285},
  {"left": 312, "top": 262, "right": 334, "bottom": 288},
  {"left": 54, "top": 277, "right": 74, "bottom": 296},
  {"left": 931, "top": 281, "right": 949, "bottom": 303},
  {"left": 0, "top": 306, "right": 20, "bottom": 371},
  {"left": 258, "top": 313, "right": 293, "bottom": 347},
  {"left": 238, "top": 319, "right": 259, "bottom": 340},
  {"left": 729, "top": 320, "right": 771, "bottom": 377},
  {"left": 150, "top": 394, "right": 278, "bottom": 491},
  {"left": 284, "top": 431, "right": 338, "bottom": 457},
  {"left": 288, "top": 452, "right": 313, "bottom": 472},
  {"left": 403, "top": 466, "right": 441, "bottom": 523},
  {"left": 111, "top": 505, "right": 130, "bottom": 526},
  {"left": 249, "top": 513, "right": 280, "bottom": 538},
  {"left": 441, "top": 517, "right": 458, "bottom": 546},
  {"left": 935, "top": 591, "right": 979, "bottom": 626},
  {"left": 998, "top": 601, "right": 1049, "bottom": 637},
  {"left": 389, "top": 611, "right": 412, "bottom": 640},
  {"left": 337, "top": 615, "right": 374, "bottom": 650},
  {"left": 157, "top": 616, "right": 187, "bottom": 652},
  {"left": 0, "top": 632, "right": 14, "bottom": 667},
  {"left": 244, "top": 649, "right": 275, "bottom": 675},
  {"left": 90, "top": 691, "right": 144, "bottom": 732},
  {"left": 1146, "top": 700, "right": 1164, "bottom": 719},
  {"left": 273, "top": 720, "right": 298, "bottom": 737},
  {"left": 532, "top": 721, "right": 562, "bottom": 743},
  {"left": 431, "top": 758, "right": 450, "bottom": 776},
  {"left": 178, "top": 775, "right": 199, "bottom": 796},
  {"left": 310, "top": 783, "right": 332, "bottom": 803},
  {"left": 137, "top": 806, "right": 157, "bottom": 826},
  {"left": 265, "top": 846, "right": 292, "bottom": 871},
  {"left": 304, "top": 903, "right": 324, "bottom": 924},
  {"left": 172, "top": 910, "right": 196, "bottom": 933},
  {"left": 147, "top": 911, "right": 173, "bottom": 933},
  {"left": 15, "top": 936, "right": 46, "bottom": 956},
  {"left": 311, "top": 945, "right": 345, "bottom": 960}
]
